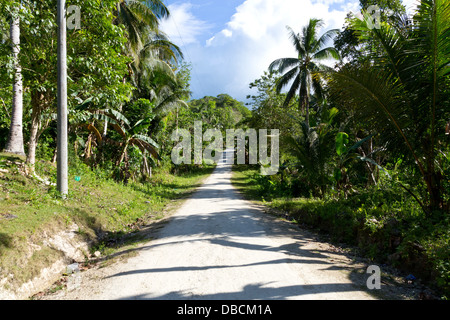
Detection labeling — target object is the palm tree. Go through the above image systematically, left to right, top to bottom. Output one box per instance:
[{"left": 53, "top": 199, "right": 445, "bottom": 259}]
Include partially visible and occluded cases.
[
  {"left": 99, "top": 0, "right": 171, "bottom": 141},
  {"left": 115, "top": 0, "right": 170, "bottom": 60},
  {"left": 327, "top": 0, "right": 450, "bottom": 212},
  {"left": 111, "top": 1, "right": 180, "bottom": 139},
  {"left": 3, "top": 5, "right": 25, "bottom": 157},
  {"left": 269, "top": 19, "right": 340, "bottom": 128},
  {"left": 129, "top": 29, "right": 188, "bottom": 137},
  {"left": 139, "top": 29, "right": 184, "bottom": 68},
  {"left": 133, "top": 30, "right": 184, "bottom": 95},
  {"left": 286, "top": 120, "right": 336, "bottom": 198}
]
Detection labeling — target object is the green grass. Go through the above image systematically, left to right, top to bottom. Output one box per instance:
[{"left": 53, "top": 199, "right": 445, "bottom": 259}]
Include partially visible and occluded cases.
[
  {"left": 0, "top": 155, "right": 215, "bottom": 291},
  {"left": 231, "top": 165, "right": 450, "bottom": 299}
]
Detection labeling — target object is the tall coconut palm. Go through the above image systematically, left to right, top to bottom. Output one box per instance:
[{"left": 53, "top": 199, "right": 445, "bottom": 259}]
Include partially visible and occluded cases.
[
  {"left": 115, "top": 0, "right": 170, "bottom": 60},
  {"left": 110, "top": 1, "right": 174, "bottom": 137},
  {"left": 3, "top": 6, "right": 25, "bottom": 157},
  {"left": 269, "top": 19, "right": 340, "bottom": 128},
  {"left": 131, "top": 30, "right": 187, "bottom": 137},
  {"left": 132, "top": 30, "right": 184, "bottom": 93}
]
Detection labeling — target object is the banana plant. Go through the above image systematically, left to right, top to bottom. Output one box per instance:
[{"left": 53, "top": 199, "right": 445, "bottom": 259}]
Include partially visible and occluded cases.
[
  {"left": 72, "top": 100, "right": 160, "bottom": 181},
  {"left": 111, "top": 116, "right": 160, "bottom": 167},
  {"left": 334, "top": 131, "right": 428, "bottom": 211},
  {"left": 334, "top": 132, "right": 387, "bottom": 194}
]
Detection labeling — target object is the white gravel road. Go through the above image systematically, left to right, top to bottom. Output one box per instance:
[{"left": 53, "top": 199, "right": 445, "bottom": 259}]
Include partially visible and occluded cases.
[{"left": 47, "top": 149, "right": 376, "bottom": 300}]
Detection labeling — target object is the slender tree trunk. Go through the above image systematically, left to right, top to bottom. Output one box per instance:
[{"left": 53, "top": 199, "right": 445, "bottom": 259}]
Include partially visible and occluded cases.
[
  {"left": 4, "top": 13, "right": 25, "bottom": 157},
  {"left": 300, "top": 76, "right": 310, "bottom": 128},
  {"left": 301, "top": 90, "right": 310, "bottom": 128},
  {"left": 26, "top": 91, "right": 43, "bottom": 169},
  {"left": 304, "top": 97, "right": 310, "bottom": 129},
  {"left": 85, "top": 134, "right": 93, "bottom": 159},
  {"left": 358, "top": 139, "right": 377, "bottom": 186},
  {"left": 118, "top": 142, "right": 129, "bottom": 166},
  {"left": 141, "top": 155, "right": 152, "bottom": 180},
  {"left": 425, "top": 171, "right": 443, "bottom": 212}
]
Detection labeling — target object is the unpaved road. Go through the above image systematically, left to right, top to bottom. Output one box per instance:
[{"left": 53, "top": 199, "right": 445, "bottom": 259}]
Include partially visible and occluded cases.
[{"left": 45, "top": 149, "right": 380, "bottom": 300}]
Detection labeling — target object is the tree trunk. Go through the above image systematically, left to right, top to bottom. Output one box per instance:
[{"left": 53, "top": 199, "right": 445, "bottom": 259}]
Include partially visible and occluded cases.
[
  {"left": 4, "top": 13, "right": 25, "bottom": 157},
  {"left": 300, "top": 83, "right": 310, "bottom": 129},
  {"left": 26, "top": 91, "right": 43, "bottom": 169},
  {"left": 304, "top": 97, "right": 310, "bottom": 129},
  {"left": 85, "top": 133, "right": 93, "bottom": 159},
  {"left": 358, "top": 138, "right": 377, "bottom": 186},
  {"left": 425, "top": 171, "right": 443, "bottom": 213}
]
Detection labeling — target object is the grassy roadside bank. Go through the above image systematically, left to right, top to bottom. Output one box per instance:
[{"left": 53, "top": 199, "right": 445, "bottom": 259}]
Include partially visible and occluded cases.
[
  {"left": 0, "top": 153, "right": 215, "bottom": 297},
  {"left": 231, "top": 165, "right": 449, "bottom": 299}
]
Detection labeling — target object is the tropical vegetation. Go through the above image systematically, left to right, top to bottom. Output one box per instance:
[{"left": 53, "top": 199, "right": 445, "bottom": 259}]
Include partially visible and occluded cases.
[
  {"left": 0, "top": 0, "right": 448, "bottom": 299},
  {"left": 242, "top": 0, "right": 449, "bottom": 297}
]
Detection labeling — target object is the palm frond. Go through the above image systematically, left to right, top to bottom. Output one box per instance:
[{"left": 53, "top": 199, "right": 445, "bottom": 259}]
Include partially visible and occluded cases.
[
  {"left": 117, "top": 0, "right": 171, "bottom": 57},
  {"left": 140, "top": 0, "right": 170, "bottom": 20},
  {"left": 118, "top": 2, "right": 143, "bottom": 48},
  {"left": 128, "top": 4, "right": 157, "bottom": 31},
  {"left": 351, "top": 11, "right": 409, "bottom": 85},
  {"left": 303, "top": 18, "right": 324, "bottom": 52},
  {"left": 286, "top": 25, "right": 306, "bottom": 57},
  {"left": 313, "top": 28, "right": 340, "bottom": 53},
  {"left": 142, "top": 38, "right": 184, "bottom": 63},
  {"left": 313, "top": 47, "right": 341, "bottom": 61},
  {"left": 269, "top": 57, "right": 299, "bottom": 74},
  {"left": 138, "top": 58, "right": 176, "bottom": 87},
  {"left": 326, "top": 63, "right": 425, "bottom": 177},
  {"left": 274, "top": 66, "right": 299, "bottom": 94},
  {"left": 311, "top": 72, "right": 325, "bottom": 101},
  {"left": 283, "top": 73, "right": 301, "bottom": 108},
  {"left": 155, "top": 98, "right": 188, "bottom": 116},
  {"left": 131, "top": 118, "right": 152, "bottom": 135},
  {"left": 285, "top": 135, "right": 315, "bottom": 172}
]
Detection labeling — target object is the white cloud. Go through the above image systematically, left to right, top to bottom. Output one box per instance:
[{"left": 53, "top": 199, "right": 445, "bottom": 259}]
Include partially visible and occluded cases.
[
  {"left": 162, "top": 0, "right": 362, "bottom": 102},
  {"left": 200, "top": 0, "right": 358, "bottom": 101},
  {"left": 402, "top": 0, "right": 420, "bottom": 14},
  {"left": 159, "top": 2, "right": 211, "bottom": 45},
  {"left": 222, "top": 29, "right": 233, "bottom": 38},
  {"left": 205, "top": 36, "right": 215, "bottom": 47}
]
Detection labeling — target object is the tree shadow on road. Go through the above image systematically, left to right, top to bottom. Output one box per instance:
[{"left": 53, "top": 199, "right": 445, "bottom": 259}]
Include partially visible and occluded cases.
[
  {"left": 86, "top": 161, "right": 408, "bottom": 300},
  {"left": 118, "top": 282, "right": 369, "bottom": 300}
]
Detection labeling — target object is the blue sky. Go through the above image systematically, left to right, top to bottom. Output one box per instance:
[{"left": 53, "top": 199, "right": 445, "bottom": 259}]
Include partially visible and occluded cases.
[{"left": 160, "top": 0, "right": 418, "bottom": 104}]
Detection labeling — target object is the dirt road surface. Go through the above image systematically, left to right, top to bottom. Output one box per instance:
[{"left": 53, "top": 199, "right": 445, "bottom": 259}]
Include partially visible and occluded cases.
[{"left": 44, "top": 149, "right": 381, "bottom": 300}]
